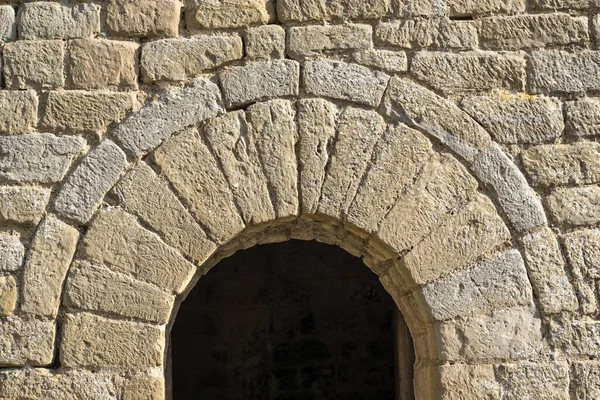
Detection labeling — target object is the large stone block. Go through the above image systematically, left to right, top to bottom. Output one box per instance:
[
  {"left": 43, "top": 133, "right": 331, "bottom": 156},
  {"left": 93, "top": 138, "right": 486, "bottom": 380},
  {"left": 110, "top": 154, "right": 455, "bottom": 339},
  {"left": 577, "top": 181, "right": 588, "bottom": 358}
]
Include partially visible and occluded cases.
[
  {"left": 107, "top": 0, "right": 180, "bottom": 38},
  {"left": 190, "top": 0, "right": 274, "bottom": 28},
  {"left": 277, "top": 0, "right": 390, "bottom": 22},
  {"left": 448, "top": 0, "right": 526, "bottom": 16},
  {"left": 18, "top": 2, "right": 100, "bottom": 39},
  {"left": 0, "top": 6, "right": 15, "bottom": 42},
  {"left": 376, "top": 19, "right": 477, "bottom": 50},
  {"left": 287, "top": 24, "right": 372, "bottom": 58},
  {"left": 245, "top": 25, "right": 285, "bottom": 60},
  {"left": 3, "top": 40, "right": 64, "bottom": 89},
  {"left": 352, "top": 49, "right": 408, "bottom": 73},
  {"left": 529, "top": 50, "right": 600, "bottom": 93},
  {"left": 0, "top": 90, "right": 38, "bottom": 134},
  {"left": 566, "top": 97, "right": 600, "bottom": 136},
  {"left": 0, "top": 186, "right": 50, "bottom": 226},
  {"left": 547, "top": 186, "right": 600, "bottom": 226},
  {"left": 562, "top": 229, "right": 600, "bottom": 281},
  {"left": 0, "top": 234, "right": 24, "bottom": 272},
  {"left": 0, "top": 275, "right": 17, "bottom": 316},
  {"left": 0, "top": 316, "right": 55, "bottom": 366},
  {"left": 495, "top": 362, "right": 570, "bottom": 399},
  {"left": 415, "top": 364, "right": 501, "bottom": 399}
]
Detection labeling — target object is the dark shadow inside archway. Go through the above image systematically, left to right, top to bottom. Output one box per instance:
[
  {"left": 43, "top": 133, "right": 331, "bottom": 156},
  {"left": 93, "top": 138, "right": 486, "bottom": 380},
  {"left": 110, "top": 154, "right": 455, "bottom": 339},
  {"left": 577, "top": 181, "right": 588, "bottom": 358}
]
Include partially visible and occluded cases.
[{"left": 169, "top": 240, "right": 414, "bottom": 399}]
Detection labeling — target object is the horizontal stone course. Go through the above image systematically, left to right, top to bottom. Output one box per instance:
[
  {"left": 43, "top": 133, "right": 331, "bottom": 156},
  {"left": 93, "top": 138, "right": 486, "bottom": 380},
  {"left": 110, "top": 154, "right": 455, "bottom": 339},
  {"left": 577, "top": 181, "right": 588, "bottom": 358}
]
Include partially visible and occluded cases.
[
  {"left": 106, "top": 0, "right": 180, "bottom": 38},
  {"left": 190, "top": 0, "right": 274, "bottom": 29},
  {"left": 277, "top": 0, "right": 391, "bottom": 22},
  {"left": 18, "top": 2, "right": 100, "bottom": 39},
  {"left": 287, "top": 24, "right": 372, "bottom": 58},
  {"left": 3, "top": 40, "right": 65, "bottom": 89},
  {"left": 529, "top": 50, "right": 600, "bottom": 93},
  {"left": 0, "top": 90, "right": 38, "bottom": 134},
  {"left": 0, "top": 186, "right": 50, "bottom": 226},
  {"left": 547, "top": 186, "right": 600, "bottom": 226},
  {"left": 0, "top": 315, "right": 55, "bottom": 366}
]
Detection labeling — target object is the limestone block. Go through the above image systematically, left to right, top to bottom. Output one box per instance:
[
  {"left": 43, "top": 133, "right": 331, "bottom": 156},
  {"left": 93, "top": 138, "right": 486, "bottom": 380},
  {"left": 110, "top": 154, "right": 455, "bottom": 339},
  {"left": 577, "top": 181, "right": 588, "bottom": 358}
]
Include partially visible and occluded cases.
[
  {"left": 107, "top": 0, "right": 180, "bottom": 38},
  {"left": 191, "top": 0, "right": 274, "bottom": 28},
  {"left": 277, "top": 0, "right": 390, "bottom": 22},
  {"left": 448, "top": 0, "right": 526, "bottom": 16},
  {"left": 531, "top": 0, "right": 590, "bottom": 9},
  {"left": 18, "top": 2, "right": 100, "bottom": 39},
  {"left": 0, "top": 6, "right": 15, "bottom": 42},
  {"left": 478, "top": 14, "right": 588, "bottom": 50},
  {"left": 376, "top": 20, "right": 478, "bottom": 50},
  {"left": 287, "top": 24, "right": 372, "bottom": 58},
  {"left": 245, "top": 25, "right": 285, "bottom": 60},
  {"left": 141, "top": 35, "right": 243, "bottom": 82},
  {"left": 69, "top": 39, "right": 139, "bottom": 90},
  {"left": 3, "top": 40, "right": 64, "bottom": 89},
  {"left": 352, "top": 49, "right": 408, "bottom": 73},
  {"left": 529, "top": 50, "right": 600, "bottom": 93},
  {"left": 411, "top": 51, "right": 526, "bottom": 94},
  {"left": 219, "top": 59, "right": 299, "bottom": 107},
  {"left": 304, "top": 59, "right": 389, "bottom": 107},
  {"left": 384, "top": 77, "right": 491, "bottom": 162},
  {"left": 113, "top": 78, "right": 223, "bottom": 157},
  {"left": 0, "top": 90, "right": 38, "bottom": 134},
  {"left": 43, "top": 91, "right": 136, "bottom": 135},
  {"left": 460, "top": 93, "right": 564, "bottom": 144},
  {"left": 566, "top": 97, "right": 600, "bottom": 136},
  {"left": 246, "top": 100, "right": 299, "bottom": 219},
  {"left": 318, "top": 107, "right": 385, "bottom": 220},
  {"left": 203, "top": 111, "right": 275, "bottom": 225},
  {"left": 347, "top": 124, "right": 433, "bottom": 234},
  {"left": 153, "top": 128, "right": 244, "bottom": 244},
  {"left": 0, "top": 134, "right": 86, "bottom": 183},
  {"left": 54, "top": 140, "right": 128, "bottom": 224},
  {"left": 472, "top": 143, "right": 547, "bottom": 232},
  {"left": 522, "top": 143, "right": 600, "bottom": 187},
  {"left": 112, "top": 163, "right": 216, "bottom": 263},
  {"left": 0, "top": 186, "right": 50, "bottom": 226},
  {"left": 547, "top": 186, "right": 600, "bottom": 226},
  {"left": 403, "top": 193, "right": 510, "bottom": 285},
  {"left": 82, "top": 208, "right": 196, "bottom": 293},
  {"left": 21, "top": 216, "right": 79, "bottom": 318},
  {"left": 520, "top": 227, "right": 578, "bottom": 314},
  {"left": 562, "top": 229, "right": 600, "bottom": 280},
  {"left": 0, "top": 234, "right": 24, "bottom": 272},
  {"left": 65, "top": 261, "right": 175, "bottom": 324},
  {"left": 0, "top": 275, "right": 17, "bottom": 316},
  {"left": 61, "top": 313, "right": 164, "bottom": 368},
  {"left": 0, "top": 315, "right": 55, "bottom": 366},
  {"left": 562, "top": 321, "right": 600, "bottom": 356},
  {"left": 494, "top": 362, "right": 570, "bottom": 399},
  {"left": 571, "top": 362, "right": 600, "bottom": 399},
  {"left": 415, "top": 364, "right": 501, "bottom": 400},
  {"left": 123, "top": 372, "right": 165, "bottom": 400}
]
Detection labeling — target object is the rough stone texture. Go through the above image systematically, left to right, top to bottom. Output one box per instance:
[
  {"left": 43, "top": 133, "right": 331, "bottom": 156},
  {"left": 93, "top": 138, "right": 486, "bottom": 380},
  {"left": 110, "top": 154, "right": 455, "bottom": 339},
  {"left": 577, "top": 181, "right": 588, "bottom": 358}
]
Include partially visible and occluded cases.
[
  {"left": 106, "top": 0, "right": 180, "bottom": 38},
  {"left": 191, "top": 0, "right": 274, "bottom": 28},
  {"left": 277, "top": 0, "right": 391, "bottom": 22},
  {"left": 448, "top": 0, "right": 526, "bottom": 16},
  {"left": 531, "top": 0, "right": 593, "bottom": 10},
  {"left": 18, "top": 2, "right": 100, "bottom": 39},
  {"left": 0, "top": 6, "right": 15, "bottom": 42},
  {"left": 375, "top": 20, "right": 478, "bottom": 50},
  {"left": 287, "top": 24, "right": 372, "bottom": 58},
  {"left": 245, "top": 25, "right": 285, "bottom": 60},
  {"left": 141, "top": 35, "right": 243, "bottom": 82},
  {"left": 69, "top": 39, "right": 139, "bottom": 90},
  {"left": 3, "top": 40, "right": 65, "bottom": 89},
  {"left": 352, "top": 49, "right": 408, "bottom": 73},
  {"left": 529, "top": 50, "right": 600, "bottom": 93},
  {"left": 411, "top": 51, "right": 525, "bottom": 94},
  {"left": 220, "top": 59, "right": 299, "bottom": 107},
  {"left": 304, "top": 59, "right": 389, "bottom": 107},
  {"left": 113, "top": 78, "right": 223, "bottom": 157},
  {"left": 0, "top": 90, "right": 38, "bottom": 134},
  {"left": 43, "top": 91, "right": 136, "bottom": 135},
  {"left": 460, "top": 93, "right": 564, "bottom": 144},
  {"left": 566, "top": 98, "right": 600, "bottom": 136},
  {"left": 0, "top": 134, "right": 86, "bottom": 183},
  {"left": 54, "top": 140, "right": 128, "bottom": 224},
  {"left": 0, "top": 186, "right": 50, "bottom": 226},
  {"left": 547, "top": 186, "right": 600, "bottom": 226},
  {"left": 82, "top": 207, "right": 196, "bottom": 293},
  {"left": 21, "top": 216, "right": 79, "bottom": 318},
  {"left": 562, "top": 229, "right": 600, "bottom": 315},
  {"left": 0, "top": 234, "right": 24, "bottom": 272},
  {"left": 0, "top": 275, "right": 17, "bottom": 316},
  {"left": 60, "top": 313, "right": 164, "bottom": 368},
  {"left": 0, "top": 316, "right": 55, "bottom": 366},
  {"left": 552, "top": 320, "right": 600, "bottom": 357},
  {"left": 494, "top": 362, "right": 570, "bottom": 399},
  {"left": 571, "top": 362, "right": 600, "bottom": 399},
  {"left": 415, "top": 364, "right": 501, "bottom": 399},
  {"left": 122, "top": 373, "right": 165, "bottom": 400}
]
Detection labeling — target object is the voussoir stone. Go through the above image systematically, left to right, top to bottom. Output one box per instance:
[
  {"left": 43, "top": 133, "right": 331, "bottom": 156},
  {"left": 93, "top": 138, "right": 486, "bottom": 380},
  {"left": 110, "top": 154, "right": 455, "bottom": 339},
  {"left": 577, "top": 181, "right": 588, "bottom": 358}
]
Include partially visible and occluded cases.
[
  {"left": 107, "top": 0, "right": 181, "bottom": 38},
  {"left": 191, "top": 0, "right": 274, "bottom": 29},
  {"left": 277, "top": 0, "right": 390, "bottom": 22},
  {"left": 448, "top": 0, "right": 526, "bottom": 16},
  {"left": 18, "top": 2, "right": 100, "bottom": 39},
  {"left": 0, "top": 6, "right": 15, "bottom": 42},
  {"left": 287, "top": 24, "right": 372, "bottom": 58},
  {"left": 245, "top": 25, "right": 285, "bottom": 60},
  {"left": 141, "top": 35, "right": 243, "bottom": 82},
  {"left": 3, "top": 40, "right": 65, "bottom": 89},
  {"left": 352, "top": 49, "right": 408, "bottom": 73},
  {"left": 529, "top": 50, "right": 600, "bottom": 93},
  {"left": 220, "top": 59, "right": 299, "bottom": 107},
  {"left": 304, "top": 59, "right": 390, "bottom": 107},
  {"left": 114, "top": 78, "right": 223, "bottom": 157},
  {"left": 0, "top": 90, "right": 38, "bottom": 134},
  {"left": 566, "top": 97, "right": 600, "bottom": 136},
  {"left": 0, "top": 134, "right": 86, "bottom": 184},
  {"left": 54, "top": 140, "right": 128, "bottom": 224},
  {"left": 0, "top": 186, "right": 50, "bottom": 226},
  {"left": 547, "top": 186, "right": 600, "bottom": 226},
  {"left": 82, "top": 207, "right": 196, "bottom": 293},
  {"left": 0, "top": 234, "right": 24, "bottom": 272},
  {"left": 0, "top": 275, "right": 17, "bottom": 316},
  {"left": 0, "top": 315, "right": 55, "bottom": 366},
  {"left": 494, "top": 362, "right": 570, "bottom": 399}
]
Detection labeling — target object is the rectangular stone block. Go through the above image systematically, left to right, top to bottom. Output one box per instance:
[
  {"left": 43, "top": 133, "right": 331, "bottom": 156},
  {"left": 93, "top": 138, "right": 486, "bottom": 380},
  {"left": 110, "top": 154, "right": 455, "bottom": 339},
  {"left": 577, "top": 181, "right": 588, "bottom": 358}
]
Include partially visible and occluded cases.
[
  {"left": 107, "top": 0, "right": 180, "bottom": 38},
  {"left": 190, "top": 0, "right": 274, "bottom": 29},
  {"left": 277, "top": 0, "right": 390, "bottom": 22},
  {"left": 448, "top": 0, "right": 526, "bottom": 16},
  {"left": 531, "top": 0, "right": 590, "bottom": 9},
  {"left": 18, "top": 2, "right": 100, "bottom": 39},
  {"left": 0, "top": 6, "right": 15, "bottom": 42},
  {"left": 376, "top": 20, "right": 477, "bottom": 50},
  {"left": 287, "top": 24, "right": 372, "bottom": 58},
  {"left": 245, "top": 25, "right": 285, "bottom": 60},
  {"left": 3, "top": 40, "right": 64, "bottom": 89},
  {"left": 352, "top": 49, "right": 408, "bottom": 73},
  {"left": 529, "top": 50, "right": 600, "bottom": 93},
  {"left": 0, "top": 90, "right": 38, "bottom": 134},
  {"left": 566, "top": 97, "right": 600, "bottom": 136},
  {"left": 0, "top": 186, "right": 50, "bottom": 226},
  {"left": 547, "top": 186, "right": 600, "bottom": 226},
  {"left": 562, "top": 229, "right": 600, "bottom": 281},
  {"left": 0, "top": 234, "right": 24, "bottom": 272},
  {"left": 0, "top": 275, "right": 17, "bottom": 316},
  {"left": 0, "top": 316, "right": 55, "bottom": 366},
  {"left": 494, "top": 362, "right": 570, "bottom": 399},
  {"left": 415, "top": 364, "right": 501, "bottom": 399}
]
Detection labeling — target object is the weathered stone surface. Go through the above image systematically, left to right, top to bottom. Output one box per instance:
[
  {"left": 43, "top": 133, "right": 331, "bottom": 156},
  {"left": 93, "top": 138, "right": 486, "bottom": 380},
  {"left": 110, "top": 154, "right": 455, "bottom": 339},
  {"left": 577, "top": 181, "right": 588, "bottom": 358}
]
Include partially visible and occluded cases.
[
  {"left": 107, "top": 0, "right": 180, "bottom": 38},
  {"left": 191, "top": 0, "right": 274, "bottom": 28},
  {"left": 277, "top": 0, "right": 390, "bottom": 22},
  {"left": 448, "top": 0, "right": 526, "bottom": 16},
  {"left": 531, "top": 0, "right": 591, "bottom": 10},
  {"left": 18, "top": 2, "right": 100, "bottom": 39},
  {"left": 0, "top": 6, "right": 15, "bottom": 42},
  {"left": 478, "top": 14, "right": 588, "bottom": 50},
  {"left": 376, "top": 20, "right": 478, "bottom": 50},
  {"left": 287, "top": 24, "right": 372, "bottom": 58},
  {"left": 246, "top": 25, "right": 285, "bottom": 60},
  {"left": 141, "top": 35, "right": 243, "bottom": 82},
  {"left": 69, "top": 39, "right": 139, "bottom": 90},
  {"left": 3, "top": 40, "right": 64, "bottom": 89},
  {"left": 352, "top": 49, "right": 408, "bottom": 73},
  {"left": 529, "top": 50, "right": 600, "bottom": 93},
  {"left": 411, "top": 51, "right": 525, "bottom": 94},
  {"left": 304, "top": 59, "right": 389, "bottom": 107},
  {"left": 220, "top": 60, "right": 299, "bottom": 107},
  {"left": 384, "top": 77, "right": 491, "bottom": 161},
  {"left": 114, "top": 78, "right": 223, "bottom": 157},
  {"left": 0, "top": 90, "right": 38, "bottom": 134},
  {"left": 43, "top": 91, "right": 136, "bottom": 135},
  {"left": 461, "top": 93, "right": 564, "bottom": 144},
  {"left": 566, "top": 97, "right": 600, "bottom": 136},
  {"left": 247, "top": 100, "right": 299, "bottom": 219},
  {"left": 318, "top": 107, "right": 385, "bottom": 219},
  {"left": 204, "top": 111, "right": 274, "bottom": 225},
  {"left": 347, "top": 124, "right": 433, "bottom": 234},
  {"left": 153, "top": 128, "right": 244, "bottom": 243},
  {"left": 0, "top": 134, "right": 86, "bottom": 183},
  {"left": 54, "top": 140, "right": 128, "bottom": 224},
  {"left": 472, "top": 143, "right": 547, "bottom": 232},
  {"left": 112, "top": 163, "right": 216, "bottom": 263},
  {"left": 0, "top": 186, "right": 50, "bottom": 226},
  {"left": 547, "top": 186, "right": 600, "bottom": 226},
  {"left": 403, "top": 193, "right": 510, "bottom": 285},
  {"left": 82, "top": 208, "right": 196, "bottom": 293},
  {"left": 21, "top": 216, "right": 79, "bottom": 318},
  {"left": 520, "top": 227, "right": 578, "bottom": 314},
  {"left": 562, "top": 229, "right": 600, "bottom": 280},
  {"left": 0, "top": 234, "right": 24, "bottom": 272},
  {"left": 65, "top": 261, "right": 175, "bottom": 324},
  {"left": 0, "top": 275, "right": 17, "bottom": 316},
  {"left": 61, "top": 313, "right": 164, "bottom": 368},
  {"left": 0, "top": 316, "right": 55, "bottom": 366},
  {"left": 552, "top": 320, "right": 600, "bottom": 357},
  {"left": 494, "top": 362, "right": 570, "bottom": 399},
  {"left": 571, "top": 362, "right": 600, "bottom": 399},
  {"left": 415, "top": 364, "right": 501, "bottom": 399},
  {"left": 123, "top": 372, "right": 165, "bottom": 400}
]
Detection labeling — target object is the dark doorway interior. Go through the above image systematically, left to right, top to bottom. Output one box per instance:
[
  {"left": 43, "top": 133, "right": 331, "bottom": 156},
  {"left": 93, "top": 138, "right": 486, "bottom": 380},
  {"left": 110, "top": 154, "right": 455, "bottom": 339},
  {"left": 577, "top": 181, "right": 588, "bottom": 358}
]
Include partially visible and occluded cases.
[{"left": 170, "top": 240, "right": 404, "bottom": 399}]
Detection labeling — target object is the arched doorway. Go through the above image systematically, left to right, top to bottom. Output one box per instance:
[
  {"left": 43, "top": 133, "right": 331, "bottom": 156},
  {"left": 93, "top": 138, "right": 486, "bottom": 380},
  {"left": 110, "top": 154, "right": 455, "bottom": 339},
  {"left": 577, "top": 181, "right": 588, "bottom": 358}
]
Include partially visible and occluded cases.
[{"left": 169, "top": 240, "right": 414, "bottom": 399}]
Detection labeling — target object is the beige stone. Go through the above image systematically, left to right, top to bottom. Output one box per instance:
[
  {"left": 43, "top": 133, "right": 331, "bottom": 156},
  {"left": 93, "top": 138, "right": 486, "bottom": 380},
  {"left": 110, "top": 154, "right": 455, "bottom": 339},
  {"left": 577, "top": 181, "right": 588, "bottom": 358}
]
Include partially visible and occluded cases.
[
  {"left": 107, "top": 0, "right": 181, "bottom": 38},
  {"left": 192, "top": 0, "right": 274, "bottom": 28},
  {"left": 277, "top": 0, "right": 391, "bottom": 22},
  {"left": 448, "top": 0, "right": 526, "bottom": 16},
  {"left": 18, "top": 2, "right": 100, "bottom": 39},
  {"left": 0, "top": 6, "right": 15, "bottom": 42},
  {"left": 376, "top": 20, "right": 478, "bottom": 50},
  {"left": 287, "top": 24, "right": 372, "bottom": 58},
  {"left": 246, "top": 25, "right": 285, "bottom": 60},
  {"left": 3, "top": 40, "right": 64, "bottom": 89},
  {"left": 352, "top": 49, "right": 408, "bottom": 73},
  {"left": 529, "top": 50, "right": 600, "bottom": 93},
  {"left": 0, "top": 90, "right": 38, "bottom": 134},
  {"left": 566, "top": 97, "right": 600, "bottom": 136},
  {"left": 0, "top": 186, "right": 50, "bottom": 226},
  {"left": 547, "top": 186, "right": 600, "bottom": 226},
  {"left": 562, "top": 229, "right": 600, "bottom": 281},
  {"left": 0, "top": 234, "right": 24, "bottom": 272},
  {"left": 0, "top": 275, "right": 17, "bottom": 316},
  {"left": 0, "top": 315, "right": 55, "bottom": 366},
  {"left": 495, "top": 362, "right": 570, "bottom": 399},
  {"left": 571, "top": 362, "right": 600, "bottom": 400},
  {"left": 415, "top": 364, "right": 501, "bottom": 400},
  {"left": 123, "top": 372, "right": 165, "bottom": 400}
]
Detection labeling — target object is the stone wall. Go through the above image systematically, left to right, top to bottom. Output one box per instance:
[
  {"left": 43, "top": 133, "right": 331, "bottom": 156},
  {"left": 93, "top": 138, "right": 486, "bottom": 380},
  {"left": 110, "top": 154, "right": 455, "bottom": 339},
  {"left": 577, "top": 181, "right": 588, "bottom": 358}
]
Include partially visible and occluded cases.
[{"left": 0, "top": 0, "right": 597, "bottom": 399}]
